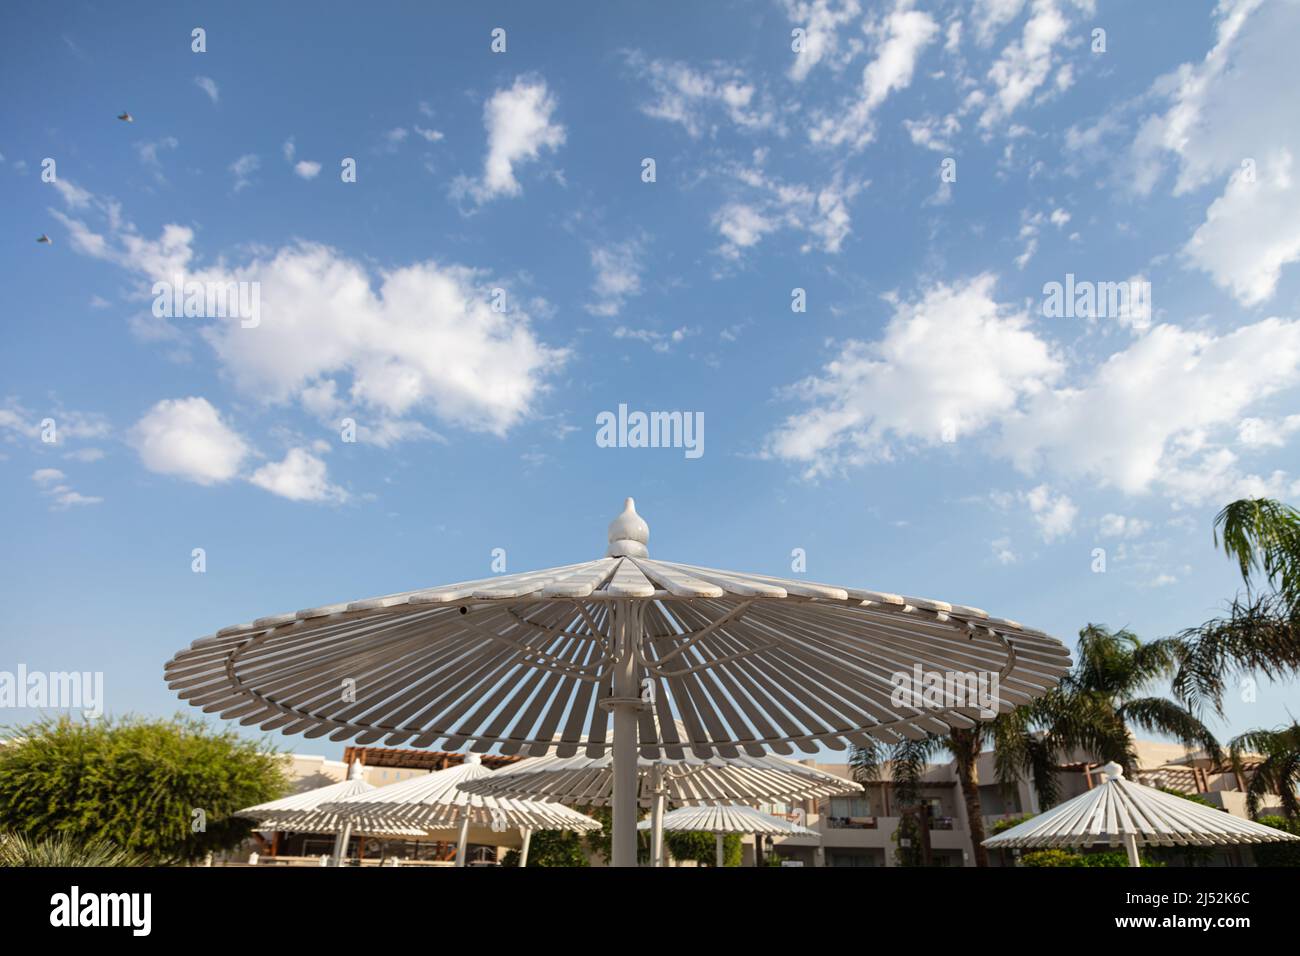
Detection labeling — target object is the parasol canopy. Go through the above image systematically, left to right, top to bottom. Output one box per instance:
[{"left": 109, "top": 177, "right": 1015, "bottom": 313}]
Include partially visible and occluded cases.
[
  {"left": 166, "top": 497, "right": 1070, "bottom": 865},
  {"left": 458, "top": 748, "right": 857, "bottom": 806},
  {"left": 321, "top": 754, "right": 600, "bottom": 833},
  {"left": 236, "top": 760, "right": 424, "bottom": 837},
  {"left": 983, "top": 762, "right": 1300, "bottom": 865},
  {"left": 637, "top": 803, "right": 816, "bottom": 836},
  {"left": 637, "top": 803, "right": 815, "bottom": 867}
]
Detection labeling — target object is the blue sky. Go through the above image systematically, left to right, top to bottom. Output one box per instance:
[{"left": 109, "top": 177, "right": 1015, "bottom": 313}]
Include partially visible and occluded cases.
[{"left": 3, "top": 0, "right": 1299, "bottom": 757}]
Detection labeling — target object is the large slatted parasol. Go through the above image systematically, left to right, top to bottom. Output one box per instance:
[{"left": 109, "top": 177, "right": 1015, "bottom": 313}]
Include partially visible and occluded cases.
[
  {"left": 166, "top": 498, "right": 1070, "bottom": 865},
  {"left": 457, "top": 740, "right": 858, "bottom": 866},
  {"left": 321, "top": 755, "right": 599, "bottom": 867},
  {"left": 236, "top": 761, "right": 425, "bottom": 865},
  {"left": 983, "top": 762, "right": 1300, "bottom": 866},
  {"left": 637, "top": 804, "right": 815, "bottom": 867}
]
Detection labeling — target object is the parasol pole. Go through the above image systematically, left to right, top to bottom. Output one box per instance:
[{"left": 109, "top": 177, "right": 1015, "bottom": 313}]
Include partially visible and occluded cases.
[
  {"left": 609, "top": 598, "right": 640, "bottom": 867},
  {"left": 649, "top": 764, "right": 666, "bottom": 867},
  {"left": 454, "top": 813, "right": 472, "bottom": 868},
  {"left": 330, "top": 820, "right": 352, "bottom": 867},
  {"left": 518, "top": 828, "right": 532, "bottom": 868},
  {"left": 1122, "top": 832, "right": 1141, "bottom": 868},
  {"left": 715, "top": 833, "right": 724, "bottom": 868}
]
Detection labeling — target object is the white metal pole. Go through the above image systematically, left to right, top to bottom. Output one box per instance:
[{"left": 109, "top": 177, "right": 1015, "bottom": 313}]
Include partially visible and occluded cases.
[
  {"left": 611, "top": 599, "right": 640, "bottom": 868},
  {"left": 649, "top": 764, "right": 666, "bottom": 868},
  {"left": 455, "top": 814, "right": 472, "bottom": 868},
  {"left": 330, "top": 820, "right": 352, "bottom": 867},
  {"left": 518, "top": 828, "right": 532, "bottom": 868},
  {"left": 1122, "top": 832, "right": 1141, "bottom": 868},
  {"left": 715, "top": 833, "right": 725, "bottom": 868}
]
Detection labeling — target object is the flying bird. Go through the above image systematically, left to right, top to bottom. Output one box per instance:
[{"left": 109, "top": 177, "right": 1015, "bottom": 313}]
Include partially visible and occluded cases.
[
  {"left": 117, "top": 111, "right": 133, "bottom": 122},
  {"left": 37, "top": 234, "right": 51, "bottom": 244}
]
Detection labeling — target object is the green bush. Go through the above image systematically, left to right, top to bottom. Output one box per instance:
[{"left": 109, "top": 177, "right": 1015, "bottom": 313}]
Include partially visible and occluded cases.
[
  {"left": 0, "top": 715, "right": 287, "bottom": 863},
  {"left": 1253, "top": 816, "right": 1300, "bottom": 867},
  {"left": 502, "top": 829, "right": 589, "bottom": 867},
  {"left": 663, "top": 830, "right": 743, "bottom": 866},
  {"left": 0, "top": 831, "right": 146, "bottom": 867},
  {"left": 1019, "top": 847, "right": 1162, "bottom": 867}
]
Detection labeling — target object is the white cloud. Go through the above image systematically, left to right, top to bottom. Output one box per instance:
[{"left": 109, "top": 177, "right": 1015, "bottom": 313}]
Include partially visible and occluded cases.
[
  {"left": 782, "top": 0, "right": 864, "bottom": 81},
  {"left": 810, "top": 0, "right": 939, "bottom": 149},
  {"left": 972, "top": 0, "right": 1027, "bottom": 46},
  {"left": 978, "top": 0, "right": 1076, "bottom": 129},
  {"left": 1127, "top": 0, "right": 1300, "bottom": 304},
  {"left": 629, "top": 55, "right": 777, "bottom": 137},
  {"left": 194, "top": 76, "right": 219, "bottom": 104},
  {"left": 458, "top": 76, "right": 564, "bottom": 203},
  {"left": 903, "top": 113, "right": 960, "bottom": 152},
  {"left": 414, "top": 126, "right": 444, "bottom": 143},
  {"left": 135, "top": 137, "right": 179, "bottom": 183},
  {"left": 1183, "top": 150, "right": 1300, "bottom": 306},
  {"left": 229, "top": 154, "right": 259, "bottom": 192},
  {"left": 712, "top": 156, "right": 865, "bottom": 259},
  {"left": 294, "top": 160, "right": 322, "bottom": 180},
  {"left": 52, "top": 179, "right": 93, "bottom": 209},
  {"left": 56, "top": 188, "right": 567, "bottom": 437},
  {"left": 586, "top": 240, "right": 645, "bottom": 316},
  {"left": 766, "top": 273, "right": 1300, "bottom": 503},
  {"left": 764, "top": 274, "right": 1063, "bottom": 475},
  {"left": 1000, "top": 318, "right": 1300, "bottom": 500},
  {"left": 613, "top": 325, "right": 697, "bottom": 353},
  {"left": 129, "top": 397, "right": 248, "bottom": 485},
  {"left": 0, "top": 399, "right": 110, "bottom": 445},
  {"left": 1238, "top": 414, "right": 1300, "bottom": 447},
  {"left": 249, "top": 448, "right": 346, "bottom": 503},
  {"left": 31, "top": 468, "right": 102, "bottom": 509},
  {"left": 1025, "top": 484, "right": 1076, "bottom": 541},
  {"left": 1099, "top": 513, "right": 1150, "bottom": 539},
  {"left": 990, "top": 536, "right": 1018, "bottom": 564}
]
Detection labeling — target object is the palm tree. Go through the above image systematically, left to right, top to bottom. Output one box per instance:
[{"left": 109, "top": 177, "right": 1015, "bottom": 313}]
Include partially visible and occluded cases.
[
  {"left": 1173, "top": 498, "right": 1300, "bottom": 715},
  {"left": 851, "top": 625, "right": 1221, "bottom": 866},
  {"left": 997, "top": 625, "right": 1221, "bottom": 806},
  {"left": 1228, "top": 721, "right": 1300, "bottom": 819},
  {"left": 851, "top": 734, "right": 960, "bottom": 865}
]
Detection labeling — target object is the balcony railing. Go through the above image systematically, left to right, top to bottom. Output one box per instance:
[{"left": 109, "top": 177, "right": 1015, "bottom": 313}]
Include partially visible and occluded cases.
[{"left": 827, "top": 816, "right": 879, "bottom": 829}]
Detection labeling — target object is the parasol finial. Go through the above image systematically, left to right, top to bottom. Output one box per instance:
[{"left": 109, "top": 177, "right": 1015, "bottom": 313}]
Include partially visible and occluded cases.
[
  {"left": 606, "top": 497, "right": 650, "bottom": 558},
  {"left": 463, "top": 753, "right": 482, "bottom": 766},
  {"left": 347, "top": 760, "right": 365, "bottom": 781},
  {"left": 1101, "top": 761, "right": 1124, "bottom": 780}
]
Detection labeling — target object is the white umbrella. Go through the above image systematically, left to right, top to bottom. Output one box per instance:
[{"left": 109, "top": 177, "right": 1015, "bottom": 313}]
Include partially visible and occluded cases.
[
  {"left": 167, "top": 498, "right": 1070, "bottom": 866},
  {"left": 458, "top": 742, "right": 857, "bottom": 866},
  {"left": 322, "top": 755, "right": 600, "bottom": 867},
  {"left": 236, "top": 761, "right": 424, "bottom": 865},
  {"left": 983, "top": 762, "right": 1300, "bottom": 866},
  {"left": 638, "top": 804, "right": 815, "bottom": 867}
]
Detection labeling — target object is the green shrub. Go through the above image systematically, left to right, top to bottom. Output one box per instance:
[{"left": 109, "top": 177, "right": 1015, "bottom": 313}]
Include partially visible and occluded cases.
[
  {"left": 0, "top": 715, "right": 286, "bottom": 863},
  {"left": 1254, "top": 816, "right": 1300, "bottom": 867},
  {"left": 502, "top": 829, "right": 589, "bottom": 867},
  {"left": 663, "top": 830, "right": 743, "bottom": 866},
  {"left": 0, "top": 831, "right": 146, "bottom": 867},
  {"left": 1019, "top": 847, "right": 1162, "bottom": 867}
]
